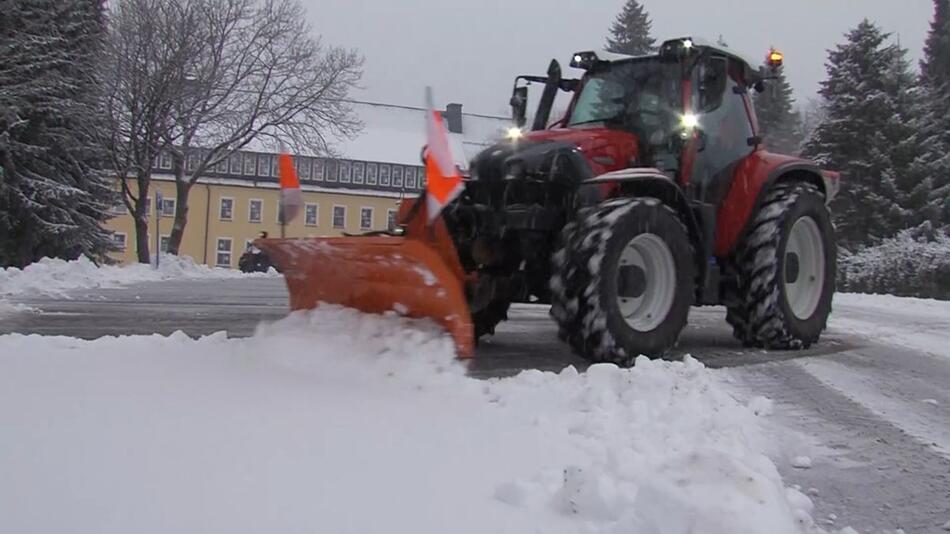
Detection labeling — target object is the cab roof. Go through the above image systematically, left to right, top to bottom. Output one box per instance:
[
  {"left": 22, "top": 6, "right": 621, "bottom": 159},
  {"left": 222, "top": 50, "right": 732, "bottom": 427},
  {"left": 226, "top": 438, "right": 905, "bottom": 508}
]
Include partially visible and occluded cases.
[{"left": 586, "top": 38, "right": 760, "bottom": 70}]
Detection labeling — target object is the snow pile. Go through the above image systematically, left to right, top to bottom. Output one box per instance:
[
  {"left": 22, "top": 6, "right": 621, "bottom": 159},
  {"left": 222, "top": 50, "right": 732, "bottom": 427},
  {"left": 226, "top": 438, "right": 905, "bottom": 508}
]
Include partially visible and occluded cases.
[
  {"left": 838, "top": 228, "right": 950, "bottom": 300},
  {"left": 0, "top": 254, "right": 277, "bottom": 298},
  {"left": 0, "top": 306, "right": 842, "bottom": 533}
]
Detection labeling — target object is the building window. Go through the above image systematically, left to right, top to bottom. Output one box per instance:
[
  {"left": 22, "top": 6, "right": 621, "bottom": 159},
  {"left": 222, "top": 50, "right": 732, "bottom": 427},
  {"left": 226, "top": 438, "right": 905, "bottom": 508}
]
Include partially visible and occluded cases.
[
  {"left": 159, "top": 151, "right": 172, "bottom": 170},
  {"left": 186, "top": 151, "right": 199, "bottom": 173},
  {"left": 229, "top": 153, "right": 242, "bottom": 174},
  {"left": 257, "top": 154, "right": 270, "bottom": 177},
  {"left": 271, "top": 155, "right": 279, "bottom": 177},
  {"left": 214, "top": 157, "right": 229, "bottom": 174},
  {"left": 299, "top": 157, "right": 312, "bottom": 180},
  {"left": 313, "top": 158, "right": 325, "bottom": 181},
  {"left": 325, "top": 160, "right": 338, "bottom": 182},
  {"left": 339, "top": 161, "right": 351, "bottom": 183},
  {"left": 353, "top": 162, "right": 365, "bottom": 185},
  {"left": 366, "top": 163, "right": 378, "bottom": 185},
  {"left": 379, "top": 164, "right": 391, "bottom": 186},
  {"left": 392, "top": 166, "right": 404, "bottom": 188},
  {"left": 405, "top": 167, "right": 416, "bottom": 189},
  {"left": 418, "top": 167, "right": 427, "bottom": 188},
  {"left": 110, "top": 197, "right": 127, "bottom": 214},
  {"left": 219, "top": 197, "right": 234, "bottom": 220},
  {"left": 160, "top": 198, "right": 176, "bottom": 217},
  {"left": 248, "top": 199, "right": 263, "bottom": 223},
  {"left": 305, "top": 203, "right": 318, "bottom": 226},
  {"left": 332, "top": 205, "right": 346, "bottom": 228},
  {"left": 360, "top": 207, "right": 373, "bottom": 230},
  {"left": 387, "top": 209, "right": 398, "bottom": 230},
  {"left": 112, "top": 232, "right": 127, "bottom": 251},
  {"left": 160, "top": 235, "right": 170, "bottom": 253},
  {"left": 216, "top": 238, "right": 232, "bottom": 267},
  {"left": 244, "top": 239, "right": 254, "bottom": 252}
]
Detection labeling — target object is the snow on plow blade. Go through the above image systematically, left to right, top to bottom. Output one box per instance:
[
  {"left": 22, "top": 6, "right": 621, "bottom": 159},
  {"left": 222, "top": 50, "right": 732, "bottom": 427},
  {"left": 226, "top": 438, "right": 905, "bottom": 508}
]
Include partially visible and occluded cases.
[{"left": 255, "top": 235, "right": 475, "bottom": 358}]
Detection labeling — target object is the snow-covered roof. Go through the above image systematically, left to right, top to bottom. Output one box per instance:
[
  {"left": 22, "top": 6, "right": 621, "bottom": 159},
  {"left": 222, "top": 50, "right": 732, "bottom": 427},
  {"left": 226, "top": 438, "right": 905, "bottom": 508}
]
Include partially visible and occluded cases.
[{"left": 335, "top": 101, "right": 511, "bottom": 170}]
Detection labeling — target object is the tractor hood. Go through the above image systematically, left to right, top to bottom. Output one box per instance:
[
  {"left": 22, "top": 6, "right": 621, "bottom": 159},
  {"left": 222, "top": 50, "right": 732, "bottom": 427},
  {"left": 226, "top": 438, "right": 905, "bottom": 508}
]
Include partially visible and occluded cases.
[
  {"left": 469, "top": 126, "right": 638, "bottom": 191},
  {"left": 520, "top": 127, "right": 638, "bottom": 175}
]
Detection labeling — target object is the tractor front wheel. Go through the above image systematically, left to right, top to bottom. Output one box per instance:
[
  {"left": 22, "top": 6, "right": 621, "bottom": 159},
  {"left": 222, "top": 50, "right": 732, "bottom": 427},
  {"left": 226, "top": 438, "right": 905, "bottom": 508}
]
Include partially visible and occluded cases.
[
  {"left": 725, "top": 182, "right": 836, "bottom": 349},
  {"left": 550, "top": 197, "right": 695, "bottom": 365}
]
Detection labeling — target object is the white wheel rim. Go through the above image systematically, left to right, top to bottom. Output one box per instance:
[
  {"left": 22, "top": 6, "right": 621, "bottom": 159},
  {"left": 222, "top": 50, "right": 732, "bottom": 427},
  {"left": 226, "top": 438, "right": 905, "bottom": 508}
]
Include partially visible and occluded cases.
[
  {"left": 784, "top": 216, "right": 825, "bottom": 320},
  {"left": 616, "top": 233, "right": 676, "bottom": 332}
]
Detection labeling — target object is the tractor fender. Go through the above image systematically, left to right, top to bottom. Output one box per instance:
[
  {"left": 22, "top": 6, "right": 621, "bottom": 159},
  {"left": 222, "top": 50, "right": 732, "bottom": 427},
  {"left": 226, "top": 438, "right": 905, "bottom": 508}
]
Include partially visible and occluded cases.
[
  {"left": 715, "top": 151, "right": 830, "bottom": 258},
  {"left": 579, "top": 167, "right": 706, "bottom": 278}
]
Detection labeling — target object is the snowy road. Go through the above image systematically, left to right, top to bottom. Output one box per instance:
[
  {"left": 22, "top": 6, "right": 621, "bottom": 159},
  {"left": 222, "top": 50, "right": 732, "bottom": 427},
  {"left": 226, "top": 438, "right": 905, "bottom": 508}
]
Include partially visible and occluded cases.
[{"left": 2, "top": 278, "right": 950, "bottom": 532}]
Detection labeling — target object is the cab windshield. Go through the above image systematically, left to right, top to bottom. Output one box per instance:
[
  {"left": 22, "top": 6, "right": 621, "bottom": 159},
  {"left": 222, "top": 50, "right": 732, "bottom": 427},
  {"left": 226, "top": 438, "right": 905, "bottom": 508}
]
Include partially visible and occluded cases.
[{"left": 567, "top": 58, "right": 683, "bottom": 145}]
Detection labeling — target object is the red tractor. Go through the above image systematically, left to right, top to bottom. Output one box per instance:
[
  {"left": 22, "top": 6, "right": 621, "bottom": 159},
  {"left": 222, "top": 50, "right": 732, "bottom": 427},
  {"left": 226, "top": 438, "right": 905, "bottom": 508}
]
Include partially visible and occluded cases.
[{"left": 260, "top": 37, "right": 838, "bottom": 365}]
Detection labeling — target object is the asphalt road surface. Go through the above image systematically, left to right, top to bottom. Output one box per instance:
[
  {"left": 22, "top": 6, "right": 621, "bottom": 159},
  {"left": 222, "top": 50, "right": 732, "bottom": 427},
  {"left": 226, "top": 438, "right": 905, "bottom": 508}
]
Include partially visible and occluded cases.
[{"left": 3, "top": 278, "right": 950, "bottom": 533}]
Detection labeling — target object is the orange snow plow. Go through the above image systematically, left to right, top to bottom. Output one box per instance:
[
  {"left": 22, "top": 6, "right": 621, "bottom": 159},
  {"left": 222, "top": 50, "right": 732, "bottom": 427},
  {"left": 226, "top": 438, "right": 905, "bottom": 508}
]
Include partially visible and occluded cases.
[{"left": 254, "top": 198, "right": 475, "bottom": 358}]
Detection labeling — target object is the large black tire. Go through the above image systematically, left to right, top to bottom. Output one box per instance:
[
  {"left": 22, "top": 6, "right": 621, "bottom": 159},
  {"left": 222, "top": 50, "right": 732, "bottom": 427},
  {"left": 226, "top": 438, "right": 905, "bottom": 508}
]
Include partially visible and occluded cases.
[
  {"left": 725, "top": 182, "right": 836, "bottom": 349},
  {"left": 550, "top": 197, "right": 695, "bottom": 365},
  {"left": 473, "top": 299, "right": 510, "bottom": 339}
]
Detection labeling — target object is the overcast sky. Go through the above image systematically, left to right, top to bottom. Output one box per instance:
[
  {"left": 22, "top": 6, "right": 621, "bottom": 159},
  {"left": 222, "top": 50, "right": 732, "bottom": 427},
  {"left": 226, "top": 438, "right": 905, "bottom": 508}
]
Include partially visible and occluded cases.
[{"left": 304, "top": 0, "right": 934, "bottom": 116}]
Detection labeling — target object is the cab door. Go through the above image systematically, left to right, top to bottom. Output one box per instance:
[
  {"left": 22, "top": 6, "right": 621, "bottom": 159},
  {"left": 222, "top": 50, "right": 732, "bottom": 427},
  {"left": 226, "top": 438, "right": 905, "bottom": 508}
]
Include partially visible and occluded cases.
[{"left": 687, "top": 55, "right": 757, "bottom": 206}]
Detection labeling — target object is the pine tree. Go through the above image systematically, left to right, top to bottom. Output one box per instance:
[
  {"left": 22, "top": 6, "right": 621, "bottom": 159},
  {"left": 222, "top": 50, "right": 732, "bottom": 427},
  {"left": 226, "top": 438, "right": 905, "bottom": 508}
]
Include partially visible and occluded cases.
[
  {"left": 0, "top": 0, "right": 114, "bottom": 268},
  {"left": 605, "top": 0, "right": 656, "bottom": 56},
  {"left": 914, "top": 0, "right": 950, "bottom": 226},
  {"left": 921, "top": 0, "right": 950, "bottom": 91},
  {"left": 802, "top": 20, "right": 920, "bottom": 249},
  {"left": 754, "top": 65, "right": 804, "bottom": 155}
]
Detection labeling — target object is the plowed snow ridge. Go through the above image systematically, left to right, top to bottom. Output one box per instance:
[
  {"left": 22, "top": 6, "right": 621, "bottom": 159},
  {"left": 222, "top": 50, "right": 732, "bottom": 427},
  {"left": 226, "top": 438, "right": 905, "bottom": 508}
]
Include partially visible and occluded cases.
[
  {"left": 0, "top": 255, "right": 277, "bottom": 298},
  {"left": 0, "top": 305, "right": 850, "bottom": 533}
]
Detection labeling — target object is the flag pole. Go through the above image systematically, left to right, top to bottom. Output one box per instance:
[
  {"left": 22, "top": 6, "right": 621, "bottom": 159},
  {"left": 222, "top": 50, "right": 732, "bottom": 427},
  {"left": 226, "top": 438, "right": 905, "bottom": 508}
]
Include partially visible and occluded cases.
[
  {"left": 276, "top": 144, "right": 302, "bottom": 238},
  {"left": 280, "top": 206, "right": 286, "bottom": 238}
]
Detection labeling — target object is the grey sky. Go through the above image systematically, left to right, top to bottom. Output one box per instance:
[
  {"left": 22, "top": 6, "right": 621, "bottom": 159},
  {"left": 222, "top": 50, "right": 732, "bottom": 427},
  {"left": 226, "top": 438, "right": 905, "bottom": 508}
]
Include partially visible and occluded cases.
[{"left": 305, "top": 0, "right": 933, "bottom": 116}]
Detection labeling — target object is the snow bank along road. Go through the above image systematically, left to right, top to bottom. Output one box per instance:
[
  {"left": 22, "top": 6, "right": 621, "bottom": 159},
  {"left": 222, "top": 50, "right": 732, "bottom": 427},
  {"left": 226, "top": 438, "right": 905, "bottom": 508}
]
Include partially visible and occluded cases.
[{"left": 2, "top": 278, "right": 950, "bottom": 532}]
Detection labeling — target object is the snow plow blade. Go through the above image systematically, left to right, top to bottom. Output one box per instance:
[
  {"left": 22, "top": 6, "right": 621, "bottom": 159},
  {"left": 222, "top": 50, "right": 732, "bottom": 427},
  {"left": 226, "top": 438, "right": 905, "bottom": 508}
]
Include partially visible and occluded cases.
[{"left": 254, "top": 213, "right": 474, "bottom": 358}]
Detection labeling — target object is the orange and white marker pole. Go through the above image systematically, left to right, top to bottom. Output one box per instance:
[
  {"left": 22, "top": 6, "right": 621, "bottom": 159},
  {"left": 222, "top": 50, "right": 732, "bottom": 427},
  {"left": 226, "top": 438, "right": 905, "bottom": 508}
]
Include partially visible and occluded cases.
[
  {"left": 423, "top": 87, "right": 464, "bottom": 224},
  {"left": 277, "top": 149, "right": 302, "bottom": 238}
]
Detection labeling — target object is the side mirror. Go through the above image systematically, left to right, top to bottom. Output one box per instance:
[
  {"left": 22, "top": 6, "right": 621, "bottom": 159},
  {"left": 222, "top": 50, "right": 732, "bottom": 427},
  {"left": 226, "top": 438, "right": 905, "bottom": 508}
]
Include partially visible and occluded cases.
[
  {"left": 510, "top": 86, "right": 528, "bottom": 128},
  {"left": 696, "top": 128, "right": 708, "bottom": 152}
]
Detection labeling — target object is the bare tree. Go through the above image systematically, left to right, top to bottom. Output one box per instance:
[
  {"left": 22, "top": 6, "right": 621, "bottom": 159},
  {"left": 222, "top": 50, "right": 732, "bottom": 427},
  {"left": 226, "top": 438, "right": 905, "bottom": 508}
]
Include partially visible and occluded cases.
[
  {"left": 99, "top": 0, "right": 204, "bottom": 263},
  {"left": 162, "top": 0, "right": 362, "bottom": 254}
]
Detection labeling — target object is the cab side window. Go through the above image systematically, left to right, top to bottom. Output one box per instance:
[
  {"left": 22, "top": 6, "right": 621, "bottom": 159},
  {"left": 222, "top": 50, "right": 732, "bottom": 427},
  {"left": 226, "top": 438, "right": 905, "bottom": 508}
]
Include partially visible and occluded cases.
[{"left": 690, "top": 56, "right": 755, "bottom": 204}]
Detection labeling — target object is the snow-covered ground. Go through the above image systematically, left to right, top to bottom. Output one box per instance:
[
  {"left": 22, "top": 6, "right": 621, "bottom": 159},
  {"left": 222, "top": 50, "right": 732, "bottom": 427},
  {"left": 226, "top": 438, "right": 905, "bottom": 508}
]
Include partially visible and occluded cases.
[
  {"left": 0, "top": 255, "right": 276, "bottom": 299},
  {"left": 831, "top": 292, "right": 950, "bottom": 360},
  {"left": 0, "top": 300, "right": 35, "bottom": 317},
  {"left": 0, "top": 305, "right": 845, "bottom": 534}
]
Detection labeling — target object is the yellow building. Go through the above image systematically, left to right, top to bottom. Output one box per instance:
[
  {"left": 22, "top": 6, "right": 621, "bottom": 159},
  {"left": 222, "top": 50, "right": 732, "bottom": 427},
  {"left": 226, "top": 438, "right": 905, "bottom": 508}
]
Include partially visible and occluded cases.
[{"left": 104, "top": 101, "right": 509, "bottom": 267}]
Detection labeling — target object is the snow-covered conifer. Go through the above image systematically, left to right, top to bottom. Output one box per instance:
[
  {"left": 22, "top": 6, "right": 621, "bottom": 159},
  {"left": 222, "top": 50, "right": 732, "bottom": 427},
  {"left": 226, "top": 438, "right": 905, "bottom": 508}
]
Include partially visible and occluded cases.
[
  {"left": 0, "top": 0, "right": 115, "bottom": 267},
  {"left": 605, "top": 0, "right": 656, "bottom": 56},
  {"left": 802, "top": 20, "right": 919, "bottom": 248},
  {"left": 754, "top": 65, "right": 804, "bottom": 155}
]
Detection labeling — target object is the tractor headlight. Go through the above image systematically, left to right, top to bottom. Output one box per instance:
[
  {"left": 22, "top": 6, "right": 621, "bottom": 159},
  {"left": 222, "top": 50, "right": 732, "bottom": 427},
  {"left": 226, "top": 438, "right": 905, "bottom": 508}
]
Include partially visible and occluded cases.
[
  {"left": 680, "top": 113, "right": 699, "bottom": 129},
  {"left": 506, "top": 127, "right": 523, "bottom": 140}
]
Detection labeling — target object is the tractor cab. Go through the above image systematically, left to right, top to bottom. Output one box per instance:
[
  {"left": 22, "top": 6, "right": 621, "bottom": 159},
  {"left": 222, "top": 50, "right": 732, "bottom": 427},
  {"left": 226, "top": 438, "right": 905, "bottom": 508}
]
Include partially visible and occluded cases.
[{"left": 509, "top": 37, "right": 780, "bottom": 206}]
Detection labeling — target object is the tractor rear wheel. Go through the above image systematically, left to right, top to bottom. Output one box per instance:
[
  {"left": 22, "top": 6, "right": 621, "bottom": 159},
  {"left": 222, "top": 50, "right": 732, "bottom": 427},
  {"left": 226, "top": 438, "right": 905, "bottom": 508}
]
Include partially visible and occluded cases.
[
  {"left": 725, "top": 182, "right": 836, "bottom": 349},
  {"left": 550, "top": 197, "right": 695, "bottom": 365}
]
